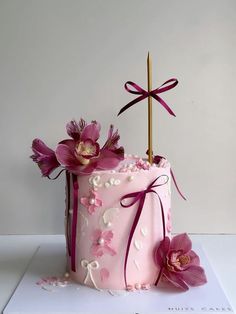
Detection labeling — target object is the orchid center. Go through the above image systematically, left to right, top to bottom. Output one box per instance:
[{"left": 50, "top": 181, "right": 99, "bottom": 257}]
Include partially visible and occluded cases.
[
  {"left": 75, "top": 140, "right": 100, "bottom": 165},
  {"left": 76, "top": 140, "right": 98, "bottom": 157},
  {"left": 76, "top": 155, "right": 90, "bottom": 165},
  {"left": 167, "top": 251, "right": 190, "bottom": 271},
  {"left": 179, "top": 254, "right": 190, "bottom": 266}
]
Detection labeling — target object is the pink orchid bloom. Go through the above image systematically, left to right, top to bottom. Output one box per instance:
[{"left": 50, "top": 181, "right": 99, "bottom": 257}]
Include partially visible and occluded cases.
[
  {"left": 55, "top": 120, "right": 124, "bottom": 175},
  {"left": 31, "top": 139, "right": 60, "bottom": 177},
  {"left": 80, "top": 190, "right": 102, "bottom": 215},
  {"left": 91, "top": 229, "right": 116, "bottom": 258},
  {"left": 154, "top": 233, "right": 207, "bottom": 291}
]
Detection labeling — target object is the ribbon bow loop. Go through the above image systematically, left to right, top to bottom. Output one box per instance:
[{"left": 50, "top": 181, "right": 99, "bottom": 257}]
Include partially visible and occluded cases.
[
  {"left": 118, "top": 78, "right": 178, "bottom": 117},
  {"left": 124, "top": 81, "right": 147, "bottom": 95},
  {"left": 120, "top": 174, "right": 169, "bottom": 287},
  {"left": 120, "top": 175, "right": 169, "bottom": 209},
  {"left": 147, "top": 175, "right": 169, "bottom": 190},
  {"left": 120, "top": 191, "right": 145, "bottom": 208},
  {"left": 81, "top": 259, "right": 99, "bottom": 270},
  {"left": 81, "top": 259, "right": 101, "bottom": 291}
]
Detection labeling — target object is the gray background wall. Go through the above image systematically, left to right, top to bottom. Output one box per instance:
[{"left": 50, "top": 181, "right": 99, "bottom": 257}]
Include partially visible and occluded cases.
[{"left": 0, "top": 0, "right": 235, "bottom": 234}]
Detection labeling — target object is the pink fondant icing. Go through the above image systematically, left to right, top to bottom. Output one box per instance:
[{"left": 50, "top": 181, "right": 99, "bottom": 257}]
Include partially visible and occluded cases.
[
  {"left": 66, "top": 156, "right": 171, "bottom": 290},
  {"left": 166, "top": 208, "right": 172, "bottom": 233}
]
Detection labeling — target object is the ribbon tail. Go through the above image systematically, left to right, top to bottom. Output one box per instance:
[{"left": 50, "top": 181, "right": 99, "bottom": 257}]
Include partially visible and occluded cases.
[
  {"left": 151, "top": 94, "right": 176, "bottom": 117},
  {"left": 117, "top": 95, "right": 147, "bottom": 116},
  {"left": 47, "top": 168, "right": 65, "bottom": 180},
  {"left": 170, "top": 168, "right": 187, "bottom": 201},
  {"left": 65, "top": 171, "right": 71, "bottom": 256},
  {"left": 71, "top": 174, "right": 79, "bottom": 271},
  {"left": 153, "top": 193, "right": 166, "bottom": 286},
  {"left": 157, "top": 194, "right": 166, "bottom": 239},
  {"left": 123, "top": 196, "right": 145, "bottom": 287},
  {"left": 155, "top": 267, "right": 164, "bottom": 286},
  {"left": 83, "top": 270, "right": 90, "bottom": 284},
  {"left": 90, "top": 270, "right": 102, "bottom": 291}
]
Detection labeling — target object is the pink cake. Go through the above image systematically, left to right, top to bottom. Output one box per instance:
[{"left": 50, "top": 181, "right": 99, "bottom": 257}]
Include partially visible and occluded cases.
[
  {"left": 31, "top": 71, "right": 207, "bottom": 292},
  {"left": 65, "top": 155, "right": 171, "bottom": 290}
]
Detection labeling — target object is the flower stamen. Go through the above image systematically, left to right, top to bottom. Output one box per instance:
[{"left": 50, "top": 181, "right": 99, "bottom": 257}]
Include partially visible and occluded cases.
[{"left": 179, "top": 254, "right": 190, "bottom": 266}]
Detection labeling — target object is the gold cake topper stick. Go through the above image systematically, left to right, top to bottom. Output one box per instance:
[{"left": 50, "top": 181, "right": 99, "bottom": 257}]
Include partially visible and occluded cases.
[{"left": 147, "top": 52, "right": 153, "bottom": 164}]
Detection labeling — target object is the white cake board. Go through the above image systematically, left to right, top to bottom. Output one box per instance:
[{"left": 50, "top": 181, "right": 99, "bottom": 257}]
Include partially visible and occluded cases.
[{"left": 4, "top": 242, "right": 234, "bottom": 314}]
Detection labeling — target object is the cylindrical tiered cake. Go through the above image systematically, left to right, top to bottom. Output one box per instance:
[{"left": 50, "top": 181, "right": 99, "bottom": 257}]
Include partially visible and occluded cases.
[
  {"left": 31, "top": 64, "right": 207, "bottom": 292},
  {"left": 65, "top": 155, "right": 171, "bottom": 290}
]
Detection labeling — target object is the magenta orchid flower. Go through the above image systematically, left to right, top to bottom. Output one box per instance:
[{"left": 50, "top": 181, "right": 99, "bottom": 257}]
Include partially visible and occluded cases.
[
  {"left": 55, "top": 119, "right": 124, "bottom": 175},
  {"left": 31, "top": 139, "right": 60, "bottom": 177},
  {"left": 80, "top": 190, "right": 102, "bottom": 215},
  {"left": 91, "top": 229, "right": 116, "bottom": 258},
  {"left": 154, "top": 233, "right": 207, "bottom": 291}
]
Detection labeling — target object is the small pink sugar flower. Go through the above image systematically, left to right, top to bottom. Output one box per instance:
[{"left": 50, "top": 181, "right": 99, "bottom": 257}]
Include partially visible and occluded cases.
[
  {"left": 135, "top": 158, "right": 150, "bottom": 170},
  {"left": 80, "top": 190, "right": 102, "bottom": 215},
  {"left": 91, "top": 229, "right": 116, "bottom": 258},
  {"left": 154, "top": 233, "right": 207, "bottom": 291}
]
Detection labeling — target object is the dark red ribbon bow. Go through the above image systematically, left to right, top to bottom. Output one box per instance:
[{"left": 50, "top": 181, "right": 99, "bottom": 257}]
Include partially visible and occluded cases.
[
  {"left": 118, "top": 78, "right": 178, "bottom": 116},
  {"left": 152, "top": 154, "right": 186, "bottom": 201},
  {"left": 120, "top": 175, "right": 169, "bottom": 287}
]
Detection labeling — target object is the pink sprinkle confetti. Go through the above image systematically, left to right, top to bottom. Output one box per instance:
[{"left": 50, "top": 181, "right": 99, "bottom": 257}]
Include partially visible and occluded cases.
[{"left": 36, "top": 275, "right": 71, "bottom": 290}]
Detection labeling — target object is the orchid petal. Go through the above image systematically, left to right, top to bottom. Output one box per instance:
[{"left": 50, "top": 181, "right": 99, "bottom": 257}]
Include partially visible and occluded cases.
[
  {"left": 66, "top": 118, "right": 87, "bottom": 140},
  {"left": 66, "top": 120, "right": 81, "bottom": 140},
  {"left": 80, "top": 122, "right": 101, "bottom": 142},
  {"left": 102, "top": 125, "right": 120, "bottom": 150},
  {"left": 31, "top": 139, "right": 60, "bottom": 176},
  {"left": 32, "top": 139, "right": 54, "bottom": 156},
  {"left": 59, "top": 139, "right": 76, "bottom": 151},
  {"left": 55, "top": 144, "right": 78, "bottom": 167},
  {"left": 96, "top": 149, "right": 123, "bottom": 170},
  {"left": 37, "top": 157, "right": 60, "bottom": 177},
  {"left": 170, "top": 233, "right": 192, "bottom": 254},
  {"left": 154, "top": 237, "right": 170, "bottom": 268},
  {"left": 188, "top": 250, "right": 200, "bottom": 267},
  {"left": 179, "top": 265, "right": 207, "bottom": 287},
  {"left": 163, "top": 271, "right": 189, "bottom": 291}
]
